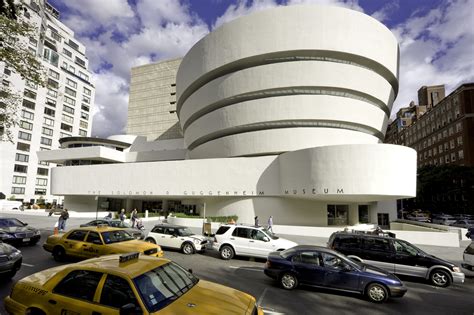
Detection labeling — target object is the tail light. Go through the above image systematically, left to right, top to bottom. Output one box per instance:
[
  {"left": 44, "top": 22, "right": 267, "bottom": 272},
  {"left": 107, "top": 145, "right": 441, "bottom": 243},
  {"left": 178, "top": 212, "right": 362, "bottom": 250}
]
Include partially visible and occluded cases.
[{"left": 265, "top": 260, "right": 271, "bottom": 268}]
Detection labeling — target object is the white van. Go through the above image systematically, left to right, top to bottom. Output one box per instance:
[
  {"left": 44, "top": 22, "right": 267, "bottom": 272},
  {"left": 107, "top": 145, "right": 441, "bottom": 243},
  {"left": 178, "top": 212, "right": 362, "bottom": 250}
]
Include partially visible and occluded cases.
[{"left": 0, "top": 200, "right": 23, "bottom": 211}]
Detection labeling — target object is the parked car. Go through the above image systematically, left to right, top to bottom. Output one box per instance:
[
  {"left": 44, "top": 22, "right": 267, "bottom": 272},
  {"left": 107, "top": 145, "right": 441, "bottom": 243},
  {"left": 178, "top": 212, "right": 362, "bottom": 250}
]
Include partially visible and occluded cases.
[
  {"left": 406, "top": 212, "right": 431, "bottom": 223},
  {"left": 432, "top": 215, "right": 457, "bottom": 226},
  {"left": 0, "top": 218, "right": 41, "bottom": 245},
  {"left": 80, "top": 219, "right": 145, "bottom": 239},
  {"left": 450, "top": 219, "right": 474, "bottom": 229},
  {"left": 145, "top": 224, "right": 207, "bottom": 254},
  {"left": 213, "top": 224, "right": 298, "bottom": 260},
  {"left": 43, "top": 226, "right": 163, "bottom": 261},
  {"left": 466, "top": 227, "right": 474, "bottom": 240},
  {"left": 327, "top": 231, "right": 465, "bottom": 287},
  {"left": 0, "top": 242, "right": 22, "bottom": 279},
  {"left": 461, "top": 242, "right": 474, "bottom": 277},
  {"left": 264, "top": 245, "right": 406, "bottom": 303},
  {"left": 4, "top": 253, "right": 264, "bottom": 314}
]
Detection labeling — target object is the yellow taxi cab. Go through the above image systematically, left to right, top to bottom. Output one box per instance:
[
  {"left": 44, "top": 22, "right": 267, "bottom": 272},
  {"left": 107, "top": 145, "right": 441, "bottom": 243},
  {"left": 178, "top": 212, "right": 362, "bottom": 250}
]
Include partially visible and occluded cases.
[
  {"left": 43, "top": 226, "right": 163, "bottom": 261},
  {"left": 5, "top": 252, "right": 264, "bottom": 315}
]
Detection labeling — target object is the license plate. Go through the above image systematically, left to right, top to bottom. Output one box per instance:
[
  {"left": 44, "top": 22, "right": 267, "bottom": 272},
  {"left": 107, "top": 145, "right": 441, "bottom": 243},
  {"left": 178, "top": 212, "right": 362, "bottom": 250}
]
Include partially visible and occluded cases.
[{"left": 23, "top": 238, "right": 30, "bottom": 242}]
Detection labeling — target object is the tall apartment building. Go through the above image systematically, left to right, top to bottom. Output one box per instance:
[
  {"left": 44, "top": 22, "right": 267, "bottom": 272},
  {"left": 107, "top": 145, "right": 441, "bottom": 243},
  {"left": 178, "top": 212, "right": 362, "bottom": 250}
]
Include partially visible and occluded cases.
[
  {"left": 0, "top": 0, "right": 95, "bottom": 204},
  {"left": 127, "top": 58, "right": 183, "bottom": 141},
  {"left": 385, "top": 83, "right": 474, "bottom": 167},
  {"left": 418, "top": 85, "right": 445, "bottom": 109}
]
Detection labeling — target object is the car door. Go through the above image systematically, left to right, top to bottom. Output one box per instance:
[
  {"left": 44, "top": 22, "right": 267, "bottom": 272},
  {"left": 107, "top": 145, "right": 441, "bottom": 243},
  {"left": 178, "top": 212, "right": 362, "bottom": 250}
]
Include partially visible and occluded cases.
[
  {"left": 150, "top": 226, "right": 166, "bottom": 245},
  {"left": 164, "top": 227, "right": 178, "bottom": 248},
  {"left": 231, "top": 227, "right": 252, "bottom": 255},
  {"left": 248, "top": 229, "right": 275, "bottom": 257},
  {"left": 63, "top": 230, "right": 89, "bottom": 258},
  {"left": 81, "top": 231, "right": 104, "bottom": 259},
  {"left": 359, "top": 237, "right": 395, "bottom": 273},
  {"left": 393, "top": 239, "right": 429, "bottom": 277},
  {"left": 292, "top": 251, "right": 325, "bottom": 286},
  {"left": 321, "top": 252, "right": 360, "bottom": 292},
  {"left": 48, "top": 269, "right": 105, "bottom": 315},
  {"left": 97, "top": 274, "right": 145, "bottom": 314}
]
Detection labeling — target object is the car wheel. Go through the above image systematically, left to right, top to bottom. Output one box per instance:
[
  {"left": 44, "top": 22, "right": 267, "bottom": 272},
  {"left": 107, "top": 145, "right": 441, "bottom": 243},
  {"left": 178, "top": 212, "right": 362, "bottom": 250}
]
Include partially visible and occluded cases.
[
  {"left": 145, "top": 237, "right": 156, "bottom": 244},
  {"left": 182, "top": 242, "right": 195, "bottom": 255},
  {"left": 220, "top": 245, "right": 234, "bottom": 260},
  {"left": 52, "top": 246, "right": 66, "bottom": 262},
  {"left": 430, "top": 269, "right": 451, "bottom": 287},
  {"left": 280, "top": 273, "right": 298, "bottom": 290},
  {"left": 366, "top": 283, "right": 388, "bottom": 303}
]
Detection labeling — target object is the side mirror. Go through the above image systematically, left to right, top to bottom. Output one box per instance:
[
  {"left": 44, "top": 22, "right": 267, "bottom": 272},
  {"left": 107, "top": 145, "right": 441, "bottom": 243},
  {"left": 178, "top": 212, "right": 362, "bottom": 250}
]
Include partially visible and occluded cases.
[
  {"left": 263, "top": 236, "right": 270, "bottom": 242},
  {"left": 342, "top": 265, "right": 352, "bottom": 272},
  {"left": 120, "top": 303, "right": 140, "bottom": 315}
]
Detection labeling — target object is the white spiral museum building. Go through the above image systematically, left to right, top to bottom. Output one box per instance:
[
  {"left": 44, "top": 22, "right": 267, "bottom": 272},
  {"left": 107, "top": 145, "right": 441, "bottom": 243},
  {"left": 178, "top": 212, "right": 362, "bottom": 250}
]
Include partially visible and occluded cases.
[{"left": 39, "top": 5, "right": 416, "bottom": 228}]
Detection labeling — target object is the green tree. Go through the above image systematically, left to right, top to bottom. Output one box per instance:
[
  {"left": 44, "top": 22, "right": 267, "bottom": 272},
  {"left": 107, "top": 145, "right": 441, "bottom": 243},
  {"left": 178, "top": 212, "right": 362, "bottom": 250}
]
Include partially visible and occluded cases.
[{"left": 1, "top": 0, "right": 46, "bottom": 143}]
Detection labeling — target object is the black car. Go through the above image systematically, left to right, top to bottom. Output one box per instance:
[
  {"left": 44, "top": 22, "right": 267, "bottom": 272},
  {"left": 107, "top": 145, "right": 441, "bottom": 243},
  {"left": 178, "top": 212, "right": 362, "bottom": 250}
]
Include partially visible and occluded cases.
[
  {"left": 0, "top": 218, "right": 41, "bottom": 245},
  {"left": 80, "top": 219, "right": 145, "bottom": 239},
  {"left": 328, "top": 231, "right": 465, "bottom": 287},
  {"left": 0, "top": 242, "right": 22, "bottom": 279},
  {"left": 264, "top": 245, "right": 407, "bottom": 303}
]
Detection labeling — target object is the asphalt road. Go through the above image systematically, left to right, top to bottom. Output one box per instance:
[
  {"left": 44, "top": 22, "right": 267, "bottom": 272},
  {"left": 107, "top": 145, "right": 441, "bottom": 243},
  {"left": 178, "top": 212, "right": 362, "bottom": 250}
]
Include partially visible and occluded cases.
[{"left": 0, "top": 230, "right": 473, "bottom": 315}]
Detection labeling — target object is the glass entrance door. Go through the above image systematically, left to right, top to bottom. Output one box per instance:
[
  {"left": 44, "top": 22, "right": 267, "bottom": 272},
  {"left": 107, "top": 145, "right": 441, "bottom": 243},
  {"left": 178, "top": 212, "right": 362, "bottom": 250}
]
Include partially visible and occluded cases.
[{"left": 327, "top": 205, "right": 348, "bottom": 226}]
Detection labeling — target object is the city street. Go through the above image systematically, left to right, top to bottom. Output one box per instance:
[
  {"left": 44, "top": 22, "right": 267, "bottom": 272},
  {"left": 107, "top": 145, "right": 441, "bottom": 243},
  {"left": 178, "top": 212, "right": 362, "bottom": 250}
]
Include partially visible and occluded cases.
[{"left": 0, "top": 218, "right": 473, "bottom": 314}]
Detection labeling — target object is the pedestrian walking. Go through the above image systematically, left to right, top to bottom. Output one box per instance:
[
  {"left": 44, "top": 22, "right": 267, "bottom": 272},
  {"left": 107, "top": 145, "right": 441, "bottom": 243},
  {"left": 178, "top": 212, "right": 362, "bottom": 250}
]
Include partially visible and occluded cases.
[
  {"left": 58, "top": 208, "right": 69, "bottom": 231},
  {"left": 131, "top": 208, "right": 138, "bottom": 228},
  {"left": 119, "top": 209, "right": 126, "bottom": 222},
  {"left": 267, "top": 215, "right": 273, "bottom": 233},
  {"left": 254, "top": 216, "right": 259, "bottom": 227}
]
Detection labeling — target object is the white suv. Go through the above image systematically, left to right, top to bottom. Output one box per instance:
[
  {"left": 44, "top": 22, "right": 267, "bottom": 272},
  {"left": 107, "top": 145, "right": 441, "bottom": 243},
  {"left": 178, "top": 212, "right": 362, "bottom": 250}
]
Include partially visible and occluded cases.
[
  {"left": 145, "top": 224, "right": 207, "bottom": 255},
  {"left": 212, "top": 224, "right": 298, "bottom": 260}
]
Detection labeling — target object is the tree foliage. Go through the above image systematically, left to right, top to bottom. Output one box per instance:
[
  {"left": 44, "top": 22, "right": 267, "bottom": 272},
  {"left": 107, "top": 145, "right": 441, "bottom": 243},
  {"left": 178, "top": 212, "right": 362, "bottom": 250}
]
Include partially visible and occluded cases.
[{"left": 1, "top": 0, "right": 46, "bottom": 143}]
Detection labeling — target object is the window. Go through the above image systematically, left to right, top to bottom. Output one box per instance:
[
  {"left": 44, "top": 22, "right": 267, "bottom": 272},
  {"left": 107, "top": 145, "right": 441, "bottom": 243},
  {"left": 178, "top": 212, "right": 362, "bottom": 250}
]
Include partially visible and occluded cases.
[
  {"left": 29, "top": 37, "right": 38, "bottom": 46},
  {"left": 68, "top": 39, "right": 79, "bottom": 50},
  {"left": 43, "top": 47, "right": 59, "bottom": 67},
  {"left": 63, "top": 48, "right": 72, "bottom": 57},
  {"left": 75, "top": 57, "right": 85, "bottom": 68},
  {"left": 69, "top": 65, "right": 75, "bottom": 73},
  {"left": 49, "top": 69, "right": 60, "bottom": 79},
  {"left": 78, "top": 71, "right": 89, "bottom": 81},
  {"left": 47, "top": 78, "right": 59, "bottom": 89},
  {"left": 66, "top": 78, "right": 77, "bottom": 89},
  {"left": 26, "top": 80, "right": 37, "bottom": 89},
  {"left": 65, "top": 87, "right": 76, "bottom": 97},
  {"left": 83, "top": 87, "right": 91, "bottom": 96},
  {"left": 23, "top": 89, "right": 36, "bottom": 99},
  {"left": 47, "top": 89, "right": 58, "bottom": 97},
  {"left": 64, "top": 95, "right": 76, "bottom": 106},
  {"left": 82, "top": 96, "right": 90, "bottom": 104},
  {"left": 46, "top": 98, "right": 56, "bottom": 107},
  {"left": 22, "top": 99, "right": 35, "bottom": 110},
  {"left": 81, "top": 104, "right": 90, "bottom": 112},
  {"left": 63, "top": 105, "right": 75, "bottom": 115},
  {"left": 44, "top": 107, "right": 55, "bottom": 117},
  {"left": 81, "top": 112, "right": 89, "bottom": 120},
  {"left": 62, "top": 114, "right": 74, "bottom": 124},
  {"left": 43, "top": 117, "right": 54, "bottom": 126},
  {"left": 20, "top": 120, "right": 33, "bottom": 130},
  {"left": 80, "top": 121, "right": 88, "bottom": 129},
  {"left": 61, "top": 123, "right": 73, "bottom": 132},
  {"left": 42, "top": 127, "right": 53, "bottom": 136},
  {"left": 79, "top": 129, "right": 87, "bottom": 136},
  {"left": 18, "top": 131, "right": 32, "bottom": 141},
  {"left": 457, "top": 136, "right": 463, "bottom": 146},
  {"left": 40, "top": 137, "right": 52, "bottom": 146},
  {"left": 450, "top": 140, "right": 455, "bottom": 149},
  {"left": 17, "top": 142, "right": 30, "bottom": 152},
  {"left": 459, "top": 150, "right": 464, "bottom": 159},
  {"left": 15, "top": 153, "right": 29, "bottom": 162},
  {"left": 451, "top": 153, "right": 456, "bottom": 162},
  {"left": 14, "top": 164, "right": 28, "bottom": 173},
  {"left": 37, "top": 168, "right": 49, "bottom": 176},
  {"left": 12, "top": 176, "right": 27, "bottom": 184},
  {"left": 36, "top": 178, "right": 48, "bottom": 186},
  {"left": 11, "top": 187, "right": 25, "bottom": 194},
  {"left": 35, "top": 188, "right": 46, "bottom": 195},
  {"left": 327, "top": 205, "right": 348, "bottom": 226},
  {"left": 358, "top": 205, "right": 369, "bottom": 223},
  {"left": 151, "top": 226, "right": 165, "bottom": 234},
  {"left": 215, "top": 226, "right": 231, "bottom": 235},
  {"left": 232, "top": 227, "right": 251, "bottom": 238},
  {"left": 67, "top": 230, "right": 88, "bottom": 241},
  {"left": 86, "top": 232, "right": 102, "bottom": 244},
  {"left": 336, "top": 236, "right": 360, "bottom": 249},
  {"left": 363, "top": 237, "right": 391, "bottom": 252},
  {"left": 393, "top": 240, "right": 419, "bottom": 256},
  {"left": 292, "top": 251, "right": 321, "bottom": 265},
  {"left": 321, "top": 253, "right": 349, "bottom": 270},
  {"left": 53, "top": 270, "right": 102, "bottom": 302},
  {"left": 100, "top": 275, "right": 138, "bottom": 309}
]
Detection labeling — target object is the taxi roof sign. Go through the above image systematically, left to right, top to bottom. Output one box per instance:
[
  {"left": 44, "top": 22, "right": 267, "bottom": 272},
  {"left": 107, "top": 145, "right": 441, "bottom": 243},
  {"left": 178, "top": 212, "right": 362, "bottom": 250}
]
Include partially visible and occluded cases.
[{"left": 119, "top": 252, "right": 140, "bottom": 263}]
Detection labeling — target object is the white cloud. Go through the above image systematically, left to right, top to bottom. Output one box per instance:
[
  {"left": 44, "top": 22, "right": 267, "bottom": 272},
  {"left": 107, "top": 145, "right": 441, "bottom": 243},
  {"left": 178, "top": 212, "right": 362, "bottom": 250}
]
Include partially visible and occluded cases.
[
  {"left": 391, "top": 0, "right": 474, "bottom": 117},
  {"left": 371, "top": 1, "right": 399, "bottom": 23}
]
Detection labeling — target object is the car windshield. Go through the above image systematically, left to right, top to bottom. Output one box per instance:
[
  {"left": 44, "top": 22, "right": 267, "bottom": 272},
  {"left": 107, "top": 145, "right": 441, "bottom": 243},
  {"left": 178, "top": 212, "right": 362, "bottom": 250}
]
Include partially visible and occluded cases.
[
  {"left": 0, "top": 218, "right": 25, "bottom": 228},
  {"left": 110, "top": 221, "right": 131, "bottom": 228},
  {"left": 178, "top": 228, "right": 194, "bottom": 236},
  {"left": 262, "top": 228, "right": 278, "bottom": 240},
  {"left": 100, "top": 230, "right": 134, "bottom": 244},
  {"left": 133, "top": 262, "right": 198, "bottom": 313}
]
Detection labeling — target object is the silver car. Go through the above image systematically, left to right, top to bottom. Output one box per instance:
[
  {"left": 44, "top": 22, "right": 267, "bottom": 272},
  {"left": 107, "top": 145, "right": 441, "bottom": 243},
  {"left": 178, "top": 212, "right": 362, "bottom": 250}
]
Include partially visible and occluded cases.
[
  {"left": 451, "top": 219, "right": 474, "bottom": 229},
  {"left": 0, "top": 242, "right": 22, "bottom": 279}
]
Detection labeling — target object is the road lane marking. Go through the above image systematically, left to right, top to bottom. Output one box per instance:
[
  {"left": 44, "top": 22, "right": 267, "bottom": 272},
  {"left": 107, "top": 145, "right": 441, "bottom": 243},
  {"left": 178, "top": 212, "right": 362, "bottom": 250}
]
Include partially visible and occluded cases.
[
  {"left": 22, "top": 263, "right": 34, "bottom": 267},
  {"left": 229, "top": 266, "right": 263, "bottom": 272},
  {"left": 257, "top": 287, "right": 268, "bottom": 306}
]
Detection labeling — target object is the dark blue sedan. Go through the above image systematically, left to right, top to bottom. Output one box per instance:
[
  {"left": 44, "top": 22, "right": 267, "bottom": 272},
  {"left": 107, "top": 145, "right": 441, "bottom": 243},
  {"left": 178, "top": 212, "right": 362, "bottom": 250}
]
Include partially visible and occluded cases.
[{"left": 264, "top": 245, "right": 407, "bottom": 303}]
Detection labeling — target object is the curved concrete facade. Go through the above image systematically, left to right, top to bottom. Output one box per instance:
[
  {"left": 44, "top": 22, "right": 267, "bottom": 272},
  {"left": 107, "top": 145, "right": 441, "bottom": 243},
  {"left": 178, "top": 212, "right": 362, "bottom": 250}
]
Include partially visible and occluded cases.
[{"left": 177, "top": 5, "right": 399, "bottom": 159}]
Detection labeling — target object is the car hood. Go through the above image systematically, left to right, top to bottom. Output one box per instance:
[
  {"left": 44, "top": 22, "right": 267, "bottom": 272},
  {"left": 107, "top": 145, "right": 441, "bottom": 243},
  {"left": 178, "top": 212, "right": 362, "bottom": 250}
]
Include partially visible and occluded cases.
[
  {"left": 0, "top": 226, "right": 37, "bottom": 233},
  {"left": 273, "top": 238, "right": 298, "bottom": 249},
  {"left": 107, "top": 240, "right": 161, "bottom": 253},
  {"left": 0, "top": 242, "right": 18, "bottom": 255},
  {"left": 360, "top": 263, "right": 397, "bottom": 279},
  {"left": 156, "top": 280, "right": 255, "bottom": 315}
]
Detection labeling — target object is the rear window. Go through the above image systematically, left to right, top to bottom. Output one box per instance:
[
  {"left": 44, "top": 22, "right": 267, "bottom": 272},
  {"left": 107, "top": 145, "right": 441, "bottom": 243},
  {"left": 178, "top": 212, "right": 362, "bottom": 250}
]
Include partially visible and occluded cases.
[
  {"left": 215, "top": 226, "right": 231, "bottom": 235},
  {"left": 336, "top": 236, "right": 360, "bottom": 249},
  {"left": 362, "top": 237, "right": 391, "bottom": 252},
  {"left": 466, "top": 243, "right": 474, "bottom": 255}
]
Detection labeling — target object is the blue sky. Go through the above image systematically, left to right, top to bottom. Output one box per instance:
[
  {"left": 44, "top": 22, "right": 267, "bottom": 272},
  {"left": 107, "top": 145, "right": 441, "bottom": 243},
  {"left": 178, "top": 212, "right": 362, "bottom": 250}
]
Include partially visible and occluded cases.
[{"left": 47, "top": 0, "right": 474, "bottom": 138}]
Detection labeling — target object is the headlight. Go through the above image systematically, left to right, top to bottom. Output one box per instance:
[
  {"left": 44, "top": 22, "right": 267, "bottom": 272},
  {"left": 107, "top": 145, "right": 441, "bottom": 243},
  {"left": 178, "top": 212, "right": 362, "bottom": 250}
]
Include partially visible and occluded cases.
[
  {"left": 35, "top": 230, "right": 41, "bottom": 235},
  {"left": 0, "top": 233, "right": 14, "bottom": 239},
  {"left": 193, "top": 239, "right": 200, "bottom": 244},
  {"left": 8, "top": 251, "right": 21, "bottom": 260},
  {"left": 453, "top": 266, "right": 461, "bottom": 273}
]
